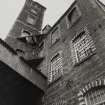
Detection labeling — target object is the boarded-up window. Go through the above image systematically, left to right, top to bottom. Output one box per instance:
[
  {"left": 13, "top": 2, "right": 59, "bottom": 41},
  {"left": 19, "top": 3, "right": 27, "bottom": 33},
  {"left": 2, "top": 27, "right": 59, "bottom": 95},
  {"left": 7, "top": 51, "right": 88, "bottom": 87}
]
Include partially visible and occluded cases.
[
  {"left": 71, "top": 28, "right": 96, "bottom": 65},
  {"left": 48, "top": 51, "right": 63, "bottom": 83}
]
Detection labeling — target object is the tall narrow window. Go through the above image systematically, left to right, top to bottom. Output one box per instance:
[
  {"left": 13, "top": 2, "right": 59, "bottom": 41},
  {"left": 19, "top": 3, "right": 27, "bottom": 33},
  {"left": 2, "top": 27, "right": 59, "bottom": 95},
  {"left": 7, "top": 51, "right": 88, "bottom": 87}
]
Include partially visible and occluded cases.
[
  {"left": 67, "top": 5, "right": 81, "bottom": 27},
  {"left": 51, "top": 27, "right": 60, "bottom": 45},
  {"left": 71, "top": 28, "right": 96, "bottom": 65},
  {"left": 21, "top": 30, "right": 31, "bottom": 37},
  {"left": 48, "top": 51, "right": 63, "bottom": 83}
]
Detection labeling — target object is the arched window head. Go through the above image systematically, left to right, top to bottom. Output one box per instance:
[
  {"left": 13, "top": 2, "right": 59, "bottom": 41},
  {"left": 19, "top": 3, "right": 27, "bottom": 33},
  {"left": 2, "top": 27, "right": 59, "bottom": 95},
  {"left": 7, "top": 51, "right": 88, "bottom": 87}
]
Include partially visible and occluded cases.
[{"left": 84, "top": 87, "right": 105, "bottom": 105}]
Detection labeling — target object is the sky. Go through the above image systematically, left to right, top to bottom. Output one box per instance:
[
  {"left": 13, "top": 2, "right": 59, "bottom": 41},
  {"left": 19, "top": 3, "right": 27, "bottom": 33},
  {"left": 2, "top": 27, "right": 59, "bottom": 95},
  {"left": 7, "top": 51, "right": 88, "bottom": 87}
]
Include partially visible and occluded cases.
[{"left": 0, "top": 0, "right": 105, "bottom": 39}]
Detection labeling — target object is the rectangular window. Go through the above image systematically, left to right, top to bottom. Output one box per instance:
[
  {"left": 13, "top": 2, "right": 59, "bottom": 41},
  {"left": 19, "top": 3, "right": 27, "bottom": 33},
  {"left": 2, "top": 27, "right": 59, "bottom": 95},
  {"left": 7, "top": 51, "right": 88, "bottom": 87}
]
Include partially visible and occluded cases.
[
  {"left": 67, "top": 5, "right": 81, "bottom": 28},
  {"left": 51, "top": 27, "right": 60, "bottom": 45},
  {"left": 71, "top": 28, "right": 96, "bottom": 65},
  {"left": 48, "top": 51, "right": 63, "bottom": 83}
]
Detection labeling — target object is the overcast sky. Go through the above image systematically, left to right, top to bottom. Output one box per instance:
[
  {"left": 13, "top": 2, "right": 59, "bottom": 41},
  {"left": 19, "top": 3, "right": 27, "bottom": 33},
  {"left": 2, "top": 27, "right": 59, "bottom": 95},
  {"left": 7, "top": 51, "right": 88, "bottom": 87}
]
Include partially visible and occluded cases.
[{"left": 0, "top": 0, "right": 105, "bottom": 39}]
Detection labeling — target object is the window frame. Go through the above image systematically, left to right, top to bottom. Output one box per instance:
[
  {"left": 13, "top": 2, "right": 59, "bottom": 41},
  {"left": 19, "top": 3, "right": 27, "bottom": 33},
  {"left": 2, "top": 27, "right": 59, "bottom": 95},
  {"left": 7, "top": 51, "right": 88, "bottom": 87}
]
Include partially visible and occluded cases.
[
  {"left": 66, "top": 5, "right": 81, "bottom": 29},
  {"left": 51, "top": 26, "right": 61, "bottom": 45},
  {"left": 71, "top": 27, "right": 96, "bottom": 65},
  {"left": 48, "top": 51, "right": 63, "bottom": 83},
  {"left": 84, "top": 87, "right": 105, "bottom": 105}
]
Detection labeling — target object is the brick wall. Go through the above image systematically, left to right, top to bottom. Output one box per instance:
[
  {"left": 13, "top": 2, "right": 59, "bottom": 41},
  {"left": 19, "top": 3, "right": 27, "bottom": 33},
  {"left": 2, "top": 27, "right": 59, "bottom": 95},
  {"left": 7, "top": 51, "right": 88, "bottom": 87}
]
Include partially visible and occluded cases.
[{"left": 42, "top": 0, "right": 105, "bottom": 105}]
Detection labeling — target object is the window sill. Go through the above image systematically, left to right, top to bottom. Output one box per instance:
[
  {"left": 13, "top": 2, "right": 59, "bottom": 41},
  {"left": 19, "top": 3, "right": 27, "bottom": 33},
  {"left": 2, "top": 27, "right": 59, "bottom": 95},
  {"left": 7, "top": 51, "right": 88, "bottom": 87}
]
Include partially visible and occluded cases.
[
  {"left": 67, "top": 16, "right": 81, "bottom": 29},
  {"left": 48, "top": 76, "right": 62, "bottom": 87}
]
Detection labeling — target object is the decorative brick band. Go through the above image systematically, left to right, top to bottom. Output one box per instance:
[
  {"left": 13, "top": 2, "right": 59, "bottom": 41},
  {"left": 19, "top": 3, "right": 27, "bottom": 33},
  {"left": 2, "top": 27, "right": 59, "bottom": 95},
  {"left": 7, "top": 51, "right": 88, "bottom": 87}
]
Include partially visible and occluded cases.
[{"left": 77, "top": 79, "right": 105, "bottom": 105}]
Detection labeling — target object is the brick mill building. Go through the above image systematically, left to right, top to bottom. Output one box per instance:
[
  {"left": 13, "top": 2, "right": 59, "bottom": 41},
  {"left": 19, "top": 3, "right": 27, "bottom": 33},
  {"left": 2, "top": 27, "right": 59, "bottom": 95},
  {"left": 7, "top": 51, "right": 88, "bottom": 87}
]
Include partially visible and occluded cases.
[{"left": 0, "top": 0, "right": 104, "bottom": 105}]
